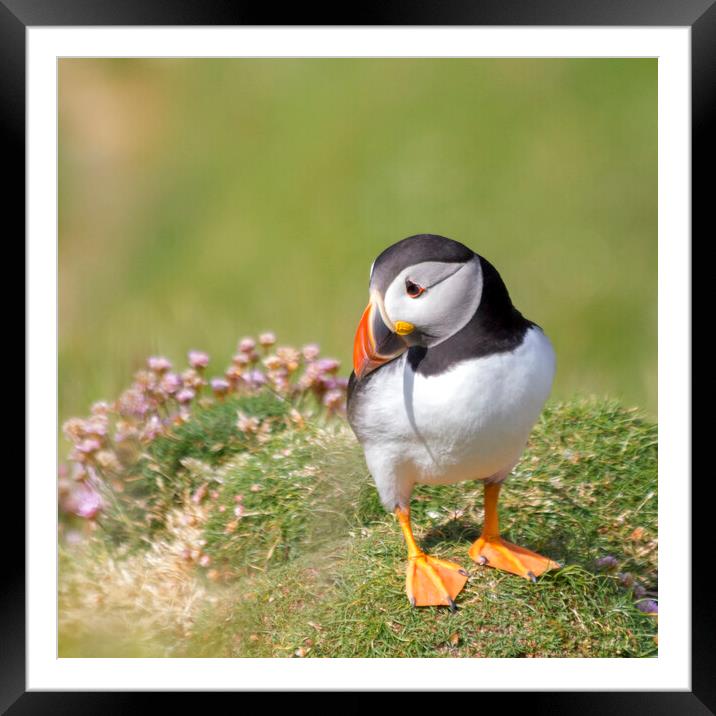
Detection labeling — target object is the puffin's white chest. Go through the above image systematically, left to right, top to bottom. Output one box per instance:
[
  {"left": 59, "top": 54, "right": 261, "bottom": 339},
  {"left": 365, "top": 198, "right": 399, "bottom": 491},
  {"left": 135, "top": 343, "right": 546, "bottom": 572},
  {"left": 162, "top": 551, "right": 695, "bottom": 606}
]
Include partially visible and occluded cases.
[{"left": 350, "top": 326, "right": 555, "bottom": 505}]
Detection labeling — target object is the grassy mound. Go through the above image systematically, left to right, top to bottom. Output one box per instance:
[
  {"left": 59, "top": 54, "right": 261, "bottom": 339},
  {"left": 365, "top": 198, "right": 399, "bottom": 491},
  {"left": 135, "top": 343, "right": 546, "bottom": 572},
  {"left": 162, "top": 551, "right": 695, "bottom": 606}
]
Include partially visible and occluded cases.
[{"left": 59, "top": 397, "right": 657, "bottom": 658}]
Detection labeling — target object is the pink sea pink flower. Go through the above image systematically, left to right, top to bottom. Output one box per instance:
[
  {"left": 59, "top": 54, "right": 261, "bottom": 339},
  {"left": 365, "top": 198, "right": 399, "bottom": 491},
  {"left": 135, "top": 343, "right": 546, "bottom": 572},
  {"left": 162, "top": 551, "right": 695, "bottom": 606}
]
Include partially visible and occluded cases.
[
  {"left": 259, "top": 332, "right": 276, "bottom": 348},
  {"left": 238, "top": 337, "right": 256, "bottom": 354},
  {"left": 302, "top": 343, "right": 320, "bottom": 361},
  {"left": 276, "top": 346, "right": 301, "bottom": 372},
  {"left": 188, "top": 350, "right": 210, "bottom": 370},
  {"left": 263, "top": 355, "right": 283, "bottom": 371},
  {"left": 148, "top": 356, "right": 172, "bottom": 374},
  {"left": 316, "top": 358, "right": 340, "bottom": 374},
  {"left": 297, "top": 363, "right": 321, "bottom": 391},
  {"left": 225, "top": 365, "right": 244, "bottom": 387},
  {"left": 181, "top": 368, "right": 205, "bottom": 391},
  {"left": 133, "top": 370, "right": 158, "bottom": 392},
  {"left": 243, "top": 370, "right": 266, "bottom": 388},
  {"left": 160, "top": 372, "right": 182, "bottom": 395},
  {"left": 268, "top": 372, "right": 290, "bottom": 394},
  {"left": 297, "top": 375, "right": 313, "bottom": 392},
  {"left": 319, "top": 376, "right": 339, "bottom": 392},
  {"left": 210, "top": 377, "right": 230, "bottom": 397},
  {"left": 117, "top": 386, "right": 151, "bottom": 418},
  {"left": 176, "top": 388, "right": 196, "bottom": 405},
  {"left": 323, "top": 389, "right": 345, "bottom": 413},
  {"left": 90, "top": 401, "right": 112, "bottom": 415},
  {"left": 85, "top": 415, "right": 109, "bottom": 438},
  {"left": 140, "top": 415, "right": 164, "bottom": 442},
  {"left": 62, "top": 418, "right": 87, "bottom": 443},
  {"left": 114, "top": 420, "right": 139, "bottom": 443},
  {"left": 76, "top": 438, "right": 101, "bottom": 454},
  {"left": 95, "top": 450, "right": 121, "bottom": 472},
  {"left": 70, "top": 463, "right": 88, "bottom": 482},
  {"left": 57, "top": 476, "right": 72, "bottom": 499},
  {"left": 68, "top": 483, "right": 104, "bottom": 520}
]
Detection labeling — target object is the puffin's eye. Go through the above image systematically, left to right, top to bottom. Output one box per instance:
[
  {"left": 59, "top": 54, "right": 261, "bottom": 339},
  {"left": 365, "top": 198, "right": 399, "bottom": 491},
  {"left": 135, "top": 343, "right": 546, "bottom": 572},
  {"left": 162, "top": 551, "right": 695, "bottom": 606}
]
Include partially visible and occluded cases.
[{"left": 405, "top": 279, "right": 425, "bottom": 298}]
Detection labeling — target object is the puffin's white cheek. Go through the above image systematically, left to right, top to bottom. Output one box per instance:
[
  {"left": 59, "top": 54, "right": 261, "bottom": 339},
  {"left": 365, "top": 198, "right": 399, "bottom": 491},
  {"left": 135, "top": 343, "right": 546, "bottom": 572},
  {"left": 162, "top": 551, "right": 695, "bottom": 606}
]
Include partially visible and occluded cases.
[
  {"left": 384, "top": 291, "right": 410, "bottom": 326},
  {"left": 416, "top": 296, "right": 453, "bottom": 335}
]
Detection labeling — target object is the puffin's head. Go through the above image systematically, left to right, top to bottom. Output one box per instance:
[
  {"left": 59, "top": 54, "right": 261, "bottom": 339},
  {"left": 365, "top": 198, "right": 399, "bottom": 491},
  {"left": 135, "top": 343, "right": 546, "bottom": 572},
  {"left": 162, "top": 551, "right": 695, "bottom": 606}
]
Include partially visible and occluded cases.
[{"left": 353, "top": 234, "right": 483, "bottom": 379}]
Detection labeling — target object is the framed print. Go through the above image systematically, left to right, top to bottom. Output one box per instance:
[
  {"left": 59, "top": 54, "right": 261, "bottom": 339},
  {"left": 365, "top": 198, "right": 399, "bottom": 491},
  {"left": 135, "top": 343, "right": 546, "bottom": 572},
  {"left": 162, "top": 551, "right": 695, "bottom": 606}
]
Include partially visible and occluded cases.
[{"left": 6, "top": 0, "right": 712, "bottom": 710}]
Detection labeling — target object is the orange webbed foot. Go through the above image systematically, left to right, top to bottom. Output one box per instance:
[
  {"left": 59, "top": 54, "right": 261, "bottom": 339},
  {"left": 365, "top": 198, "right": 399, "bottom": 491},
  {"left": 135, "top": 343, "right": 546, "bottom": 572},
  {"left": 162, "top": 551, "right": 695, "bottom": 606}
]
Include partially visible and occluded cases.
[
  {"left": 469, "top": 536, "right": 560, "bottom": 581},
  {"left": 406, "top": 554, "right": 468, "bottom": 611}
]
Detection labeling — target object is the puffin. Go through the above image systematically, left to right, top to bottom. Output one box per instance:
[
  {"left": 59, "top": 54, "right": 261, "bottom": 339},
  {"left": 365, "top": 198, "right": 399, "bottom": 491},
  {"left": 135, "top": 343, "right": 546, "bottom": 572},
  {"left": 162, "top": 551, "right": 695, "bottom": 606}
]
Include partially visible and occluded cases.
[{"left": 347, "top": 234, "right": 559, "bottom": 610}]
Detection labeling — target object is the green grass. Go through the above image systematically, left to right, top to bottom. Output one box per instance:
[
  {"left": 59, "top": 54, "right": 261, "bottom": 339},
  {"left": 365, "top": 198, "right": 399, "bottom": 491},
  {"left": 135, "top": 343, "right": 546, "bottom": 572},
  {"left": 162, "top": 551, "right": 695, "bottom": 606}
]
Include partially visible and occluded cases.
[
  {"left": 59, "top": 58, "right": 657, "bottom": 425},
  {"left": 59, "top": 397, "right": 657, "bottom": 658}
]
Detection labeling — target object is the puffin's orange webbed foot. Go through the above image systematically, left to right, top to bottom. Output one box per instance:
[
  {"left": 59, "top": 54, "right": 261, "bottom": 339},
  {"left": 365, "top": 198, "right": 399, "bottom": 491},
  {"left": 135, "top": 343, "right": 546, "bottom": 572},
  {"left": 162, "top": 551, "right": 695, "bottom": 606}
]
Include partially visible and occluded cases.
[
  {"left": 468, "top": 481, "right": 560, "bottom": 581},
  {"left": 395, "top": 506, "right": 467, "bottom": 610},
  {"left": 468, "top": 536, "right": 559, "bottom": 581},
  {"left": 406, "top": 554, "right": 468, "bottom": 611}
]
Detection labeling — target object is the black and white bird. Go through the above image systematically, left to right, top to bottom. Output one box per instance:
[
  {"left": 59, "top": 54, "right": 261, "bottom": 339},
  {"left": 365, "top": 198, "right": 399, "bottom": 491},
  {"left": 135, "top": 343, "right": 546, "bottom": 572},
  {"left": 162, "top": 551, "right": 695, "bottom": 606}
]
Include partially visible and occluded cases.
[{"left": 347, "top": 234, "right": 558, "bottom": 610}]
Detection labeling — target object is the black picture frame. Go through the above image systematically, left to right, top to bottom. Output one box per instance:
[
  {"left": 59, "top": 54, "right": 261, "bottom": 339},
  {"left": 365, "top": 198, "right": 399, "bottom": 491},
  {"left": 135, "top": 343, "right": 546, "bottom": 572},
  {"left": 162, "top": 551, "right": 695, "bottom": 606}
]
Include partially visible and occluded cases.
[{"left": 6, "top": 0, "right": 711, "bottom": 711}]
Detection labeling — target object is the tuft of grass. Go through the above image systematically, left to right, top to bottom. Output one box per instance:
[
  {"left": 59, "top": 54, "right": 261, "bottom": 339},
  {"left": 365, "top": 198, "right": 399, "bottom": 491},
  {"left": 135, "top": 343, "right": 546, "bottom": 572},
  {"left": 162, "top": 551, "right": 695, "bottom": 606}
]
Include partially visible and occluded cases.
[
  {"left": 143, "top": 391, "right": 290, "bottom": 477},
  {"left": 96, "top": 392, "right": 291, "bottom": 547},
  {"left": 59, "top": 397, "right": 657, "bottom": 658},
  {"left": 200, "top": 423, "right": 370, "bottom": 574}
]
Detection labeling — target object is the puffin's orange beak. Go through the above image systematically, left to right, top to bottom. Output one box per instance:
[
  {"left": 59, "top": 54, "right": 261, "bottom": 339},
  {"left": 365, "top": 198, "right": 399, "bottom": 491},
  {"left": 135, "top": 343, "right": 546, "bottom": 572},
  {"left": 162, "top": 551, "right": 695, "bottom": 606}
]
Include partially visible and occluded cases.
[{"left": 352, "top": 298, "right": 409, "bottom": 379}]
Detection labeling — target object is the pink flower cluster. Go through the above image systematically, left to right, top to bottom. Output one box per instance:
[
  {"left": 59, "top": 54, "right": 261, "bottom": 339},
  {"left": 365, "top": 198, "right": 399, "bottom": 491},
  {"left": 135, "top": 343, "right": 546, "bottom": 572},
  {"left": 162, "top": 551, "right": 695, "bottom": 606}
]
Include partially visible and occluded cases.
[
  {"left": 222, "top": 334, "right": 348, "bottom": 408},
  {"left": 59, "top": 336, "right": 348, "bottom": 522}
]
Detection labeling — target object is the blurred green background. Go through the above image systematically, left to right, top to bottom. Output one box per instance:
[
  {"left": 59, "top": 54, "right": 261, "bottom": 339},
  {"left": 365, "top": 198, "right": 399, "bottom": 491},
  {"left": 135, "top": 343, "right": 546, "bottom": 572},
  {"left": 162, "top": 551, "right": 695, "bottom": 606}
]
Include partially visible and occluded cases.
[{"left": 59, "top": 58, "right": 657, "bottom": 424}]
